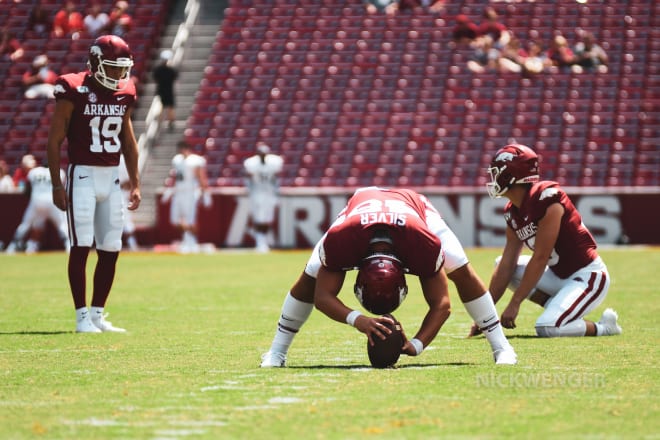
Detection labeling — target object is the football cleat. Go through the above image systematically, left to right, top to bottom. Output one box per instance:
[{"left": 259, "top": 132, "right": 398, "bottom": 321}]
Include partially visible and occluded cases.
[
  {"left": 597, "top": 308, "right": 622, "bottom": 336},
  {"left": 91, "top": 313, "right": 127, "bottom": 333},
  {"left": 76, "top": 317, "right": 102, "bottom": 333},
  {"left": 494, "top": 346, "right": 518, "bottom": 365},
  {"left": 260, "top": 351, "right": 286, "bottom": 368}
]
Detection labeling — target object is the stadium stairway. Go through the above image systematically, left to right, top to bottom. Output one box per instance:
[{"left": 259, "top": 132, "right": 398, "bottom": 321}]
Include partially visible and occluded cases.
[{"left": 132, "top": 0, "right": 227, "bottom": 228}]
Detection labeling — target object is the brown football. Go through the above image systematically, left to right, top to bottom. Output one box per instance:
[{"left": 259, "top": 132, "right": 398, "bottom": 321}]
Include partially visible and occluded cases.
[{"left": 367, "top": 314, "right": 404, "bottom": 368}]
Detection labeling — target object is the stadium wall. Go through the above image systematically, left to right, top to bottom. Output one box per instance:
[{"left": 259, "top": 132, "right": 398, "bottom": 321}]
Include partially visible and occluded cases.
[
  {"left": 155, "top": 187, "right": 660, "bottom": 248},
  {"left": 2, "top": 188, "right": 658, "bottom": 250}
]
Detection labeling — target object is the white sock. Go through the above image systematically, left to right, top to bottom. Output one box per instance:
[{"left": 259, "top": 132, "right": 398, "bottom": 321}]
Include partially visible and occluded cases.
[
  {"left": 270, "top": 292, "right": 314, "bottom": 354},
  {"left": 463, "top": 293, "right": 511, "bottom": 352},
  {"left": 89, "top": 306, "right": 104, "bottom": 321},
  {"left": 76, "top": 307, "right": 90, "bottom": 322}
]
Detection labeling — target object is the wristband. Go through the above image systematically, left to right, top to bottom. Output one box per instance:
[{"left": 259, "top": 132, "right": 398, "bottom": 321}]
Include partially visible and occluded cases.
[
  {"left": 52, "top": 185, "right": 64, "bottom": 191},
  {"left": 346, "top": 310, "right": 362, "bottom": 327},
  {"left": 410, "top": 338, "right": 424, "bottom": 356}
]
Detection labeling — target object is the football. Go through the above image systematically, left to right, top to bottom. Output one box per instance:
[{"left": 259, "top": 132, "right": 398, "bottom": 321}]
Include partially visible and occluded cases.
[{"left": 367, "top": 314, "right": 404, "bottom": 368}]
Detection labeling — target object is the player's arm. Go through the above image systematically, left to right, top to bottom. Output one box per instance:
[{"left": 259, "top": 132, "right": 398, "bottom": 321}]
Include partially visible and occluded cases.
[
  {"left": 47, "top": 99, "right": 73, "bottom": 211},
  {"left": 119, "top": 107, "right": 140, "bottom": 210},
  {"left": 501, "top": 203, "right": 563, "bottom": 328},
  {"left": 488, "top": 226, "right": 524, "bottom": 304},
  {"left": 314, "top": 266, "right": 394, "bottom": 347},
  {"left": 401, "top": 270, "right": 452, "bottom": 356}
]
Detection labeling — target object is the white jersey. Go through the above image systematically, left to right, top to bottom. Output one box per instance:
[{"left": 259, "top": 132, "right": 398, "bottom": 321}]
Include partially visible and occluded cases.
[
  {"left": 172, "top": 153, "right": 207, "bottom": 193},
  {"left": 243, "top": 154, "right": 284, "bottom": 197},
  {"left": 28, "top": 166, "right": 65, "bottom": 203}
]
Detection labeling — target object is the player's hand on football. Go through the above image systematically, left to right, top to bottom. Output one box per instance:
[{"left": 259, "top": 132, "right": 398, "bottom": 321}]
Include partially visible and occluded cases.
[
  {"left": 356, "top": 315, "right": 394, "bottom": 347},
  {"left": 398, "top": 327, "right": 417, "bottom": 356}
]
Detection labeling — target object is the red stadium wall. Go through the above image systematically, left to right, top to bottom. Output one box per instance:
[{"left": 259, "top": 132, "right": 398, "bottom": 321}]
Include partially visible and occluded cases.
[
  {"left": 155, "top": 187, "right": 659, "bottom": 248},
  {"left": 2, "top": 188, "right": 658, "bottom": 250}
]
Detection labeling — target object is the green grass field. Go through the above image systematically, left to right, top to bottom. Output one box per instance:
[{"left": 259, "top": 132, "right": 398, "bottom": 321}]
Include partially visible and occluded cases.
[{"left": 1, "top": 247, "right": 658, "bottom": 439}]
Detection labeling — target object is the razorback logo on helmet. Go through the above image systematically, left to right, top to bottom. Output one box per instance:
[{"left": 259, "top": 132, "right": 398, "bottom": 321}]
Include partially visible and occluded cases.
[{"left": 495, "top": 151, "right": 515, "bottom": 162}]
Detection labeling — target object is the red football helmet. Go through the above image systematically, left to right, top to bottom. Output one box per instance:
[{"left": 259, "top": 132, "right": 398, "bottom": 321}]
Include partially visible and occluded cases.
[
  {"left": 87, "top": 35, "right": 134, "bottom": 91},
  {"left": 486, "top": 144, "right": 540, "bottom": 198},
  {"left": 354, "top": 254, "right": 408, "bottom": 315}
]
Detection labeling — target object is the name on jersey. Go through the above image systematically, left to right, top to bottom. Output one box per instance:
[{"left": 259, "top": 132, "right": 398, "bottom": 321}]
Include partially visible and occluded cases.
[
  {"left": 83, "top": 104, "right": 127, "bottom": 116},
  {"left": 360, "top": 213, "right": 407, "bottom": 226},
  {"left": 515, "top": 222, "right": 537, "bottom": 241}
]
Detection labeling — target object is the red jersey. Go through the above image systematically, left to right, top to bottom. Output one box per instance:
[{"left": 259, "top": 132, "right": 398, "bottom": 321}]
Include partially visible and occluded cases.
[
  {"left": 53, "top": 72, "right": 137, "bottom": 166},
  {"left": 504, "top": 181, "right": 599, "bottom": 279},
  {"left": 321, "top": 187, "right": 443, "bottom": 277}
]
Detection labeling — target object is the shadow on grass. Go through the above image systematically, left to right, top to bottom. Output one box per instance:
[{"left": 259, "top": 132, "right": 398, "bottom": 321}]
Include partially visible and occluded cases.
[
  {"left": 0, "top": 331, "right": 71, "bottom": 335},
  {"left": 287, "top": 362, "right": 473, "bottom": 370}
]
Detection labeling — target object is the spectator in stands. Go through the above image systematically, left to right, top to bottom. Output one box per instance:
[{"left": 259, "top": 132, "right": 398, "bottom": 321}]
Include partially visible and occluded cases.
[
  {"left": 52, "top": 0, "right": 84, "bottom": 40},
  {"left": 364, "top": 0, "right": 399, "bottom": 15},
  {"left": 397, "top": 0, "right": 446, "bottom": 13},
  {"left": 27, "top": 1, "right": 53, "bottom": 37},
  {"left": 105, "top": 1, "right": 133, "bottom": 38},
  {"left": 83, "top": 2, "right": 110, "bottom": 38},
  {"left": 478, "top": 7, "right": 510, "bottom": 48},
  {"left": 450, "top": 14, "right": 479, "bottom": 48},
  {"left": 0, "top": 27, "right": 24, "bottom": 62},
  {"left": 572, "top": 31, "right": 608, "bottom": 74},
  {"left": 545, "top": 34, "right": 576, "bottom": 72},
  {"left": 466, "top": 35, "right": 501, "bottom": 73},
  {"left": 498, "top": 36, "right": 527, "bottom": 73},
  {"left": 521, "top": 40, "right": 547, "bottom": 75},
  {"left": 153, "top": 50, "right": 179, "bottom": 132},
  {"left": 22, "top": 54, "right": 58, "bottom": 99},
  {"left": 162, "top": 141, "right": 211, "bottom": 254},
  {"left": 243, "top": 143, "right": 284, "bottom": 253},
  {"left": 13, "top": 154, "right": 36, "bottom": 191},
  {"left": 0, "top": 160, "right": 15, "bottom": 192},
  {"left": 5, "top": 162, "right": 69, "bottom": 254}
]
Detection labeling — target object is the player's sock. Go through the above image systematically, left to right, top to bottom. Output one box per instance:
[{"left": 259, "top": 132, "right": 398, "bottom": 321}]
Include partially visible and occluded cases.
[
  {"left": 126, "top": 235, "right": 138, "bottom": 251},
  {"left": 68, "top": 246, "right": 90, "bottom": 309},
  {"left": 91, "top": 250, "right": 119, "bottom": 307},
  {"left": 269, "top": 292, "right": 314, "bottom": 354},
  {"left": 463, "top": 292, "right": 511, "bottom": 352},
  {"left": 76, "top": 307, "right": 90, "bottom": 322}
]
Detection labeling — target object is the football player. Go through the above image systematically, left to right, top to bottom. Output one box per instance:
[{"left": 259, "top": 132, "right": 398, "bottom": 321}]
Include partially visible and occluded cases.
[
  {"left": 47, "top": 35, "right": 140, "bottom": 333},
  {"left": 163, "top": 141, "right": 211, "bottom": 253},
  {"left": 243, "top": 143, "right": 283, "bottom": 253},
  {"left": 482, "top": 144, "right": 621, "bottom": 337},
  {"left": 5, "top": 162, "right": 69, "bottom": 254},
  {"left": 260, "top": 186, "right": 517, "bottom": 367}
]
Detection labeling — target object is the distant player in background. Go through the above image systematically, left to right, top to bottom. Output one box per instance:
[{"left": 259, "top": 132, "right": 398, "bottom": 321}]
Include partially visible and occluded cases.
[
  {"left": 47, "top": 35, "right": 141, "bottom": 333},
  {"left": 163, "top": 141, "right": 211, "bottom": 253},
  {"left": 243, "top": 143, "right": 283, "bottom": 253},
  {"left": 480, "top": 144, "right": 621, "bottom": 338},
  {"left": 118, "top": 155, "right": 138, "bottom": 251},
  {"left": 5, "top": 162, "right": 69, "bottom": 254},
  {"left": 260, "top": 186, "right": 517, "bottom": 368}
]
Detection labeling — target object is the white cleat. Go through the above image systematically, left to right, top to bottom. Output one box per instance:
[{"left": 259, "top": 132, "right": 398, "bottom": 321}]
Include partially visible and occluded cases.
[
  {"left": 598, "top": 308, "right": 622, "bottom": 336},
  {"left": 91, "top": 313, "right": 127, "bottom": 333},
  {"left": 76, "top": 317, "right": 102, "bottom": 333},
  {"left": 494, "top": 346, "right": 518, "bottom": 365},
  {"left": 260, "top": 351, "right": 286, "bottom": 368}
]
